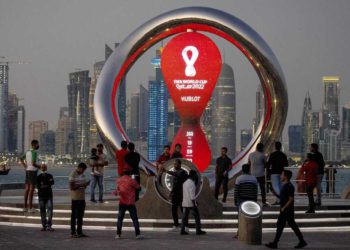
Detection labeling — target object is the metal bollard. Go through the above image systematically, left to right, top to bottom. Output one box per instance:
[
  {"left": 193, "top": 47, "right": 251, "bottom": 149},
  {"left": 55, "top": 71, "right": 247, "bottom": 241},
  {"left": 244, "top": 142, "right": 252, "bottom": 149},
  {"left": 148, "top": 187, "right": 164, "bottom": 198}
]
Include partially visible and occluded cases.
[{"left": 238, "top": 201, "right": 262, "bottom": 245}]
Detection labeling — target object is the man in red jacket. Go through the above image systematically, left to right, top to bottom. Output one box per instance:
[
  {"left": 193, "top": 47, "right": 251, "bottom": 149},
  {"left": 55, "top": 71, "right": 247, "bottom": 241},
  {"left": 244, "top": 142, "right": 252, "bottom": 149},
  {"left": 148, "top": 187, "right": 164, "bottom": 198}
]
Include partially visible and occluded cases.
[
  {"left": 300, "top": 153, "right": 319, "bottom": 213},
  {"left": 116, "top": 170, "right": 142, "bottom": 239}
]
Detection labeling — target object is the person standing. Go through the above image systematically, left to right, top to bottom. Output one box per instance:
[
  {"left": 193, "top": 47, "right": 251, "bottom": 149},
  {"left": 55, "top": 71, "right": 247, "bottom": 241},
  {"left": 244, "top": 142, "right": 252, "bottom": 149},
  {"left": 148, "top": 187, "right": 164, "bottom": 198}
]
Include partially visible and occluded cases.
[
  {"left": 20, "top": 139, "right": 40, "bottom": 213},
  {"left": 116, "top": 141, "right": 129, "bottom": 177},
  {"left": 267, "top": 141, "right": 289, "bottom": 205},
  {"left": 124, "top": 142, "right": 141, "bottom": 201},
  {"left": 248, "top": 143, "right": 267, "bottom": 205},
  {"left": 310, "top": 143, "right": 325, "bottom": 206},
  {"left": 90, "top": 144, "right": 108, "bottom": 203},
  {"left": 171, "top": 144, "right": 183, "bottom": 159},
  {"left": 156, "top": 145, "right": 171, "bottom": 172},
  {"left": 214, "top": 147, "right": 232, "bottom": 203},
  {"left": 300, "top": 153, "right": 319, "bottom": 213},
  {"left": 161, "top": 159, "right": 188, "bottom": 230},
  {"left": 69, "top": 163, "right": 90, "bottom": 238},
  {"left": 36, "top": 164, "right": 55, "bottom": 231},
  {"left": 115, "top": 170, "right": 143, "bottom": 239},
  {"left": 180, "top": 170, "right": 206, "bottom": 235},
  {"left": 265, "top": 170, "right": 307, "bottom": 249}
]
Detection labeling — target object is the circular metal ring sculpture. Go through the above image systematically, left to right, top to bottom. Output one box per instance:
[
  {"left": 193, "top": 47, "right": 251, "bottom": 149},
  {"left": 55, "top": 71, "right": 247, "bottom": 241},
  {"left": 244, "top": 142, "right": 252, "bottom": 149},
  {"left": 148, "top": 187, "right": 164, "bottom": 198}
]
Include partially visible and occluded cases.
[{"left": 94, "top": 7, "right": 288, "bottom": 193}]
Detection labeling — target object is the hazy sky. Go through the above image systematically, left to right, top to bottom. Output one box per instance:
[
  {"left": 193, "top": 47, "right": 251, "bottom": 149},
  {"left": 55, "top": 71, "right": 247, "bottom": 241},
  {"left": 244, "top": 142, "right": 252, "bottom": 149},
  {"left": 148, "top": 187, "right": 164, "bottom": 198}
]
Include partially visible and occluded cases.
[{"left": 1, "top": 0, "right": 350, "bottom": 144}]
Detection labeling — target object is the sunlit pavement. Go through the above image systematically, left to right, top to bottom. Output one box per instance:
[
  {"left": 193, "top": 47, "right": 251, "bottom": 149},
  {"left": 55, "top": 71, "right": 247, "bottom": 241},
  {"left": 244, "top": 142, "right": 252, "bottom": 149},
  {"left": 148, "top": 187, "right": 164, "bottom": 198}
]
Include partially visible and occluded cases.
[{"left": 0, "top": 226, "right": 349, "bottom": 250}]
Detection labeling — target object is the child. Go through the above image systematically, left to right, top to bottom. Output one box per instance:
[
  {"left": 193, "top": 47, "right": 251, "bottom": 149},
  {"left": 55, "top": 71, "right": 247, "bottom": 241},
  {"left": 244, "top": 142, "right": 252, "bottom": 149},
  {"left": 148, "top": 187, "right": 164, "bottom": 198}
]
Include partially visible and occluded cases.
[
  {"left": 89, "top": 148, "right": 98, "bottom": 175},
  {"left": 36, "top": 164, "right": 55, "bottom": 231}
]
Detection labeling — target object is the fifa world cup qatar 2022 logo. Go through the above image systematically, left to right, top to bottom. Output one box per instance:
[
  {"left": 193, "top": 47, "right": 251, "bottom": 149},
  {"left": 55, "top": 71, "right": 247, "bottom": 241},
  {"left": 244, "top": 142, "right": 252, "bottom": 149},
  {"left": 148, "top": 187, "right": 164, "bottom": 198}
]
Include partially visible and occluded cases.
[{"left": 161, "top": 32, "right": 222, "bottom": 173}]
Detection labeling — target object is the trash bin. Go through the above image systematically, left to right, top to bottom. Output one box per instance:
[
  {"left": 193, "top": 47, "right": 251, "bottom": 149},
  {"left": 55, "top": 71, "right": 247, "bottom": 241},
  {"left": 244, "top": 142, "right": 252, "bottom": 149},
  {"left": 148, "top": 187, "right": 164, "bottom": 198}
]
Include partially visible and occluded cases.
[{"left": 238, "top": 201, "right": 262, "bottom": 245}]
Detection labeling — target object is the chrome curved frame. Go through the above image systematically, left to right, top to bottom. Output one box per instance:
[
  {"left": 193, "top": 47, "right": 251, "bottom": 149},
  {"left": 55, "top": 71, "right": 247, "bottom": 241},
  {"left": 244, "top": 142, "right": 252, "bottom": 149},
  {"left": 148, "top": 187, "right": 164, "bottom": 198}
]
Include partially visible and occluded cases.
[{"left": 94, "top": 7, "right": 288, "bottom": 187}]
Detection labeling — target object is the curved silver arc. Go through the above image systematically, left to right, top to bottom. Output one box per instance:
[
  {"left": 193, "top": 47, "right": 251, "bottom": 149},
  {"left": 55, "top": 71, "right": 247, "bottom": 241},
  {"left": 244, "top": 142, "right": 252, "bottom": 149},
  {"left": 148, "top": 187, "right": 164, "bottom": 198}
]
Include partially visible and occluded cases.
[{"left": 94, "top": 7, "right": 288, "bottom": 187}]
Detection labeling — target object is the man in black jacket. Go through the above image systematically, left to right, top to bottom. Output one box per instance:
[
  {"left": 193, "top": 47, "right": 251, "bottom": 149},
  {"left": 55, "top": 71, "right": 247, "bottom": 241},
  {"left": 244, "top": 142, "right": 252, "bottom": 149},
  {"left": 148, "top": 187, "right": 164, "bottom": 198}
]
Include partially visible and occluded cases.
[
  {"left": 125, "top": 142, "right": 141, "bottom": 201},
  {"left": 310, "top": 143, "right": 325, "bottom": 206},
  {"left": 36, "top": 164, "right": 55, "bottom": 231}
]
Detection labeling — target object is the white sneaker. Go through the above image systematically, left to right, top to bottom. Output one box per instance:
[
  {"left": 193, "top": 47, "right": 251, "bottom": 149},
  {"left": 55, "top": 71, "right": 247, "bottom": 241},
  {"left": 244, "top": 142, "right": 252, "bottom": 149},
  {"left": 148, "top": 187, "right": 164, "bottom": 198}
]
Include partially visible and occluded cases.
[
  {"left": 168, "top": 226, "right": 180, "bottom": 232},
  {"left": 115, "top": 234, "right": 121, "bottom": 239},
  {"left": 136, "top": 235, "right": 144, "bottom": 239}
]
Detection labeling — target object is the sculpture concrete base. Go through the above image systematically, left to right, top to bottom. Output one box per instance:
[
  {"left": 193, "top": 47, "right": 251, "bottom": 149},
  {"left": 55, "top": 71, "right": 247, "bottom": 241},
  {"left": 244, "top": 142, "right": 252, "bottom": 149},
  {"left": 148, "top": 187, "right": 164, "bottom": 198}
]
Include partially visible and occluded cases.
[
  {"left": 136, "top": 176, "right": 223, "bottom": 219},
  {"left": 341, "top": 185, "right": 350, "bottom": 199}
]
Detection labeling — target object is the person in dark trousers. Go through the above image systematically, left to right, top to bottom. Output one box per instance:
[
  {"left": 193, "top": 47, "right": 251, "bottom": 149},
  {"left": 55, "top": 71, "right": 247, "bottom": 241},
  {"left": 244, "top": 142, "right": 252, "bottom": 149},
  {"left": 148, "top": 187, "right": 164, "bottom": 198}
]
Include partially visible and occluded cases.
[
  {"left": 267, "top": 141, "right": 289, "bottom": 205},
  {"left": 124, "top": 142, "right": 141, "bottom": 201},
  {"left": 248, "top": 143, "right": 267, "bottom": 205},
  {"left": 310, "top": 143, "right": 325, "bottom": 206},
  {"left": 171, "top": 144, "right": 183, "bottom": 159},
  {"left": 156, "top": 145, "right": 171, "bottom": 172},
  {"left": 215, "top": 147, "right": 232, "bottom": 203},
  {"left": 300, "top": 153, "right": 318, "bottom": 213},
  {"left": 161, "top": 159, "right": 188, "bottom": 230},
  {"left": 69, "top": 163, "right": 90, "bottom": 238},
  {"left": 36, "top": 164, "right": 54, "bottom": 231},
  {"left": 234, "top": 164, "right": 258, "bottom": 238},
  {"left": 116, "top": 170, "right": 143, "bottom": 239},
  {"left": 180, "top": 170, "right": 206, "bottom": 235},
  {"left": 266, "top": 170, "right": 307, "bottom": 249}
]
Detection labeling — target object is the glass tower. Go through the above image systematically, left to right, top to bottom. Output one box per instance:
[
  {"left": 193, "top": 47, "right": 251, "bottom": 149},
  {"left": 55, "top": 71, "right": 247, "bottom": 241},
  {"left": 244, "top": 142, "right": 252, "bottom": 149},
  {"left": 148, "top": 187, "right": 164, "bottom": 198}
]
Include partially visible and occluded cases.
[{"left": 0, "top": 64, "right": 9, "bottom": 152}]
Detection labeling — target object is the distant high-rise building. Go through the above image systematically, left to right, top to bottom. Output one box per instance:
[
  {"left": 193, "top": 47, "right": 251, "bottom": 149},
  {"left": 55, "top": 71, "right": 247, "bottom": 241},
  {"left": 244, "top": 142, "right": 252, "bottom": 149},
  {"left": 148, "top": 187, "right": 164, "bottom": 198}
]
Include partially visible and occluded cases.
[
  {"left": 148, "top": 49, "right": 168, "bottom": 161},
  {"left": 0, "top": 63, "right": 9, "bottom": 152},
  {"left": 211, "top": 63, "right": 236, "bottom": 158},
  {"left": 67, "top": 70, "right": 91, "bottom": 155},
  {"left": 322, "top": 76, "right": 340, "bottom": 130},
  {"left": 138, "top": 85, "right": 149, "bottom": 139},
  {"left": 253, "top": 85, "right": 264, "bottom": 134},
  {"left": 301, "top": 91, "right": 312, "bottom": 156},
  {"left": 129, "top": 92, "right": 140, "bottom": 141},
  {"left": 7, "top": 93, "right": 19, "bottom": 152},
  {"left": 167, "top": 99, "right": 181, "bottom": 143},
  {"left": 201, "top": 99, "right": 213, "bottom": 144},
  {"left": 342, "top": 103, "right": 350, "bottom": 142},
  {"left": 17, "top": 106, "right": 25, "bottom": 154},
  {"left": 59, "top": 107, "right": 68, "bottom": 119},
  {"left": 304, "top": 111, "right": 320, "bottom": 155},
  {"left": 55, "top": 114, "right": 72, "bottom": 156},
  {"left": 28, "top": 120, "right": 48, "bottom": 146},
  {"left": 288, "top": 125, "right": 303, "bottom": 154},
  {"left": 320, "top": 128, "right": 341, "bottom": 162},
  {"left": 240, "top": 129, "right": 252, "bottom": 151},
  {"left": 40, "top": 130, "right": 55, "bottom": 155}
]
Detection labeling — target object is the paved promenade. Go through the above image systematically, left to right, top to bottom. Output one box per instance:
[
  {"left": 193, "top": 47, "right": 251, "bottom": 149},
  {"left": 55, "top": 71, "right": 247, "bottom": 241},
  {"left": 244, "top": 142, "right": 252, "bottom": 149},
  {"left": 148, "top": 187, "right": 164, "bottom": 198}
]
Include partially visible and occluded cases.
[{"left": 0, "top": 226, "right": 349, "bottom": 250}]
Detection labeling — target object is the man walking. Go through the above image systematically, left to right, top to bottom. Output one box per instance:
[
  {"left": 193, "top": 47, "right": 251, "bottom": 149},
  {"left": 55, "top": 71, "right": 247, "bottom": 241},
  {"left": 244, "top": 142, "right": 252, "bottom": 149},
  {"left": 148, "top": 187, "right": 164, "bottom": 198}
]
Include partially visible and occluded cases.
[
  {"left": 20, "top": 139, "right": 40, "bottom": 213},
  {"left": 116, "top": 140, "right": 128, "bottom": 177},
  {"left": 267, "top": 141, "right": 289, "bottom": 205},
  {"left": 124, "top": 142, "right": 141, "bottom": 201},
  {"left": 248, "top": 143, "right": 267, "bottom": 205},
  {"left": 310, "top": 143, "right": 325, "bottom": 206},
  {"left": 90, "top": 144, "right": 108, "bottom": 203},
  {"left": 214, "top": 147, "right": 232, "bottom": 203},
  {"left": 161, "top": 159, "right": 188, "bottom": 230},
  {"left": 69, "top": 163, "right": 90, "bottom": 238},
  {"left": 36, "top": 164, "right": 54, "bottom": 231},
  {"left": 116, "top": 169, "right": 143, "bottom": 239},
  {"left": 180, "top": 170, "right": 206, "bottom": 235},
  {"left": 265, "top": 170, "right": 307, "bottom": 249}
]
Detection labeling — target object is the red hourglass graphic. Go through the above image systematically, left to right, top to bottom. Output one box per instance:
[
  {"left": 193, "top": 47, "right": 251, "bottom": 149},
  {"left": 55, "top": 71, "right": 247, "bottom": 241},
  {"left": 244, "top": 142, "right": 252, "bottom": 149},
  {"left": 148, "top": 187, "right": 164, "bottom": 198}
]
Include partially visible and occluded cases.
[{"left": 161, "top": 32, "right": 222, "bottom": 172}]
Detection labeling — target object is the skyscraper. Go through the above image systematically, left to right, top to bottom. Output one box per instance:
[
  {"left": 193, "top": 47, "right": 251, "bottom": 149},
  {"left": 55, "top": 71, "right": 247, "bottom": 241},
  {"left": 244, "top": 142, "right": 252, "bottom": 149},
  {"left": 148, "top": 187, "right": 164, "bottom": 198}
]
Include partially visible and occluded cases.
[
  {"left": 148, "top": 49, "right": 168, "bottom": 161},
  {"left": 0, "top": 63, "right": 9, "bottom": 152},
  {"left": 210, "top": 63, "right": 236, "bottom": 158},
  {"left": 67, "top": 70, "right": 91, "bottom": 155},
  {"left": 322, "top": 76, "right": 340, "bottom": 130},
  {"left": 138, "top": 84, "right": 149, "bottom": 139},
  {"left": 253, "top": 85, "right": 264, "bottom": 134},
  {"left": 129, "top": 92, "right": 140, "bottom": 141},
  {"left": 301, "top": 92, "right": 312, "bottom": 156},
  {"left": 7, "top": 93, "right": 19, "bottom": 152},
  {"left": 341, "top": 103, "right": 350, "bottom": 161},
  {"left": 17, "top": 105, "right": 25, "bottom": 154},
  {"left": 55, "top": 111, "right": 72, "bottom": 156},
  {"left": 304, "top": 111, "right": 320, "bottom": 155},
  {"left": 28, "top": 120, "right": 48, "bottom": 146},
  {"left": 288, "top": 125, "right": 303, "bottom": 154},
  {"left": 240, "top": 129, "right": 252, "bottom": 151},
  {"left": 40, "top": 130, "right": 55, "bottom": 155}
]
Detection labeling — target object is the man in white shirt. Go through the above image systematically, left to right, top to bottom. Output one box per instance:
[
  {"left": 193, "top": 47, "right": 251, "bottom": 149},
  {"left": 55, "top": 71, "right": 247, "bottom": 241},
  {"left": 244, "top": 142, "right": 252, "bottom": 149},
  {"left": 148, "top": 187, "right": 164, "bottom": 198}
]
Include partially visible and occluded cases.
[
  {"left": 20, "top": 140, "right": 41, "bottom": 213},
  {"left": 248, "top": 143, "right": 267, "bottom": 205},
  {"left": 180, "top": 170, "right": 206, "bottom": 235}
]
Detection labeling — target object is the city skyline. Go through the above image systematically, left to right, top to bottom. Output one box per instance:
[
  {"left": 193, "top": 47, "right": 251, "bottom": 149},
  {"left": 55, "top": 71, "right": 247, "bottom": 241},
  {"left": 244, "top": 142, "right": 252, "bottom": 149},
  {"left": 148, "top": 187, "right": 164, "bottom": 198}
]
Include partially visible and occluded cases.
[{"left": 1, "top": 1, "right": 350, "bottom": 144}]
